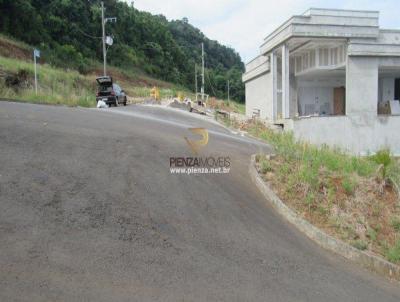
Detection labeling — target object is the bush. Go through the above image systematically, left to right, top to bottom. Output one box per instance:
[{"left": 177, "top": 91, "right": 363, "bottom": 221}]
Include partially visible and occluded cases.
[
  {"left": 43, "top": 44, "right": 87, "bottom": 73},
  {"left": 108, "top": 44, "right": 139, "bottom": 68},
  {"left": 5, "top": 68, "right": 30, "bottom": 90},
  {"left": 371, "top": 149, "right": 392, "bottom": 179},
  {"left": 260, "top": 160, "right": 272, "bottom": 174},
  {"left": 342, "top": 177, "right": 356, "bottom": 196},
  {"left": 391, "top": 216, "right": 400, "bottom": 232},
  {"left": 367, "top": 228, "right": 378, "bottom": 242},
  {"left": 352, "top": 240, "right": 368, "bottom": 250},
  {"left": 386, "top": 241, "right": 400, "bottom": 263}
]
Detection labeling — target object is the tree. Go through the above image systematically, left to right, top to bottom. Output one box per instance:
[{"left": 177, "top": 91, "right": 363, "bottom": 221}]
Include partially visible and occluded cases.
[{"left": 0, "top": 0, "right": 245, "bottom": 102}]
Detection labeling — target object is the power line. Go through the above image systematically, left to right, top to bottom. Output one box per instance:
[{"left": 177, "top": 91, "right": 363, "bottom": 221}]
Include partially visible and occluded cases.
[{"left": 73, "top": 25, "right": 102, "bottom": 39}]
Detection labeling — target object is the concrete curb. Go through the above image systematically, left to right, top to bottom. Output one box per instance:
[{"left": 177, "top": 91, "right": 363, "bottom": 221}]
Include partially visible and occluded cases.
[{"left": 249, "top": 154, "right": 400, "bottom": 282}]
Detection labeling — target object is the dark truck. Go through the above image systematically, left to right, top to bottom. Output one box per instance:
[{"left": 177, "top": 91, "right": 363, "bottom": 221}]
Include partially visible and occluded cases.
[{"left": 96, "top": 76, "right": 127, "bottom": 107}]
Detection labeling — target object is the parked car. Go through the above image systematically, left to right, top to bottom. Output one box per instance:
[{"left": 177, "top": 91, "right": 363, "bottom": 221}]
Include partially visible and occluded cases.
[{"left": 96, "top": 76, "right": 127, "bottom": 106}]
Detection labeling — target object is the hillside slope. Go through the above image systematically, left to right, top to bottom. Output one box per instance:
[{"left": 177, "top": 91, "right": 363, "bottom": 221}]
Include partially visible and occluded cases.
[
  {"left": 0, "top": 0, "right": 244, "bottom": 102},
  {"left": 0, "top": 35, "right": 188, "bottom": 107}
]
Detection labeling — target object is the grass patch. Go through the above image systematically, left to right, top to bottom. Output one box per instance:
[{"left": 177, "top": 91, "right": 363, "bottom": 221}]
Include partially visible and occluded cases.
[
  {"left": 0, "top": 55, "right": 195, "bottom": 107},
  {"left": 0, "top": 55, "right": 96, "bottom": 107},
  {"left": 207, "top": 97, "right": 245, "bottom": 115},
  {"left": 248, "top": 120, "right": 400, "bottom": 264},
  {"left": 260, "top": 159, "right": 273, "bottom": 174},
  {"left": 342, "top": 177, "right": 356, "bottom": 196},
  {"left": 391, "top": 216, "right": 400, "bottom": 232},
  {"left": 352, "top": 240, "right": 368, "bottom": 251},
  {"left": 386, "top": 241, "right": 400, "bottom": 264}
]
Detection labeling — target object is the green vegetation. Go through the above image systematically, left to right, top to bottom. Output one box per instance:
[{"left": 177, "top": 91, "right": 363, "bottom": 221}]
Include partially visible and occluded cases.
[
  {"left": 0, "top": 0, "right": 244, "bottom": 102},
  {"left": 0, "top": 54, "right": 191, "bottom": 107},
  {"left": 0, "top": 56, "right": 95, "bottom": 107},
  {"left": 224, "top": 100, "right": 246, "bottom": 115},
  {"left": 246, "top": 120, "right": 400, "bottom": 264},
  {"left": 249, "top": 125, "right": 377, "bottom": 181},
  {"left": 371, "top": 149, "right": 392, "bottom": 180},
  {"left": 260, "top": 159, "right": 273, "bottom": 174},
  {"left": 342, "top": 177, "right": 356, "bottom": 196},
  {"left": 391, "top": 216, "right": 400, "bottom": 232},
  {"left": 352, "top": 240, "right": 368, "bottom": 251},
  {"left": 386, "top": 241, "right": 400, "bottom": 263}
]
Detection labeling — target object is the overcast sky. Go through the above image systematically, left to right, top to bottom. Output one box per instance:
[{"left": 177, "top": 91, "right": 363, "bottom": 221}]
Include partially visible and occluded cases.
[{"left": 129, "top": 0, "right": 400, "bottom": 63}]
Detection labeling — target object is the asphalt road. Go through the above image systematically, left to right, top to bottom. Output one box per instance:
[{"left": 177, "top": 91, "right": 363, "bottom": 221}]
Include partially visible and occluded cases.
[{"left": 0, "top": 101, "right": 399, "bottom": 301}]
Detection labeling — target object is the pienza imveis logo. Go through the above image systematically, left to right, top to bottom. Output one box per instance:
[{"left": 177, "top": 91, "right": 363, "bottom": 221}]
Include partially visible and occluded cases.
[{"left": 170, "top": 128, "right": 231, "bottom": 175}]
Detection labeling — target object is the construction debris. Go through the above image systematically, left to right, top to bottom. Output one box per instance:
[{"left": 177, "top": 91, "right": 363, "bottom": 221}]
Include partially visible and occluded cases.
[{"left": 96, "top": 100, "right": 108, "bottom": 108}]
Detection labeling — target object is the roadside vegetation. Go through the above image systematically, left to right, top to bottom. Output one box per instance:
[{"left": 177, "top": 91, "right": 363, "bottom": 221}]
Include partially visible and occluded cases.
[
  {"left": 0, "top": 0, "right": 245, "bottom": 102},
  {"left": 0, "top": 34, "right": 245, "bottom": 113},
  {"left": 0, "top": 54, "right": 191, "bottom": 107},
  {"left": 0, "top": 55, "right": 96, "bottom": 107},
  {"left": 207, "top": 97, "right": 246, "bottom": 115},
  {"left": 242, "top": 120, "right": 400, "bottom": 264}
]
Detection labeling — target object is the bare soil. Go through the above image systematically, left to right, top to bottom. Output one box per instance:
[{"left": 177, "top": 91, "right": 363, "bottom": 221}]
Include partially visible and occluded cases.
[{"left": 256, "top": 156, "right": 400, "bottom": 263}]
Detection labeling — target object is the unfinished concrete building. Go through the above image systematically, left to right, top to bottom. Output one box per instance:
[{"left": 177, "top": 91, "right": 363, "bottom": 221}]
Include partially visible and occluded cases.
[{"left": 243, "top": 8, "right": 400, "bottom": 155}]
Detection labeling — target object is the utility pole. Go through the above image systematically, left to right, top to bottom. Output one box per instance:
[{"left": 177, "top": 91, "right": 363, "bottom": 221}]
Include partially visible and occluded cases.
[
  {"left": 101, "top": 1, "right": 106, "bottom": 76},
  {"left": 101, "top": 2, "right": 116, "bottom": 77},
  {"left": 201, "top": 42, "right": 205, "bottom": 101},
  {"left": 33, "top": 48, "right": 40, "bottom": 95},
  {"left": 34, "top": 52, "right": 38, "bottom": 95},
  {"left": 195, "top": 64, "right": 198, "bottom": 102},
  {"left": 227, "top": 79, "right": 230, "bottom": 103}
]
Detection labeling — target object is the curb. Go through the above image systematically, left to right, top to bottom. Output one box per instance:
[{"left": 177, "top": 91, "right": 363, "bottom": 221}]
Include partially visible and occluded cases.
[{"left": 249, "top": 154, "right": 400, "bottom": 282}]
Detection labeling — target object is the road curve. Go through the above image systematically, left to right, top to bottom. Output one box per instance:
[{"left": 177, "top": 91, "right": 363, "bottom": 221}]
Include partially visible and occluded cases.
[{"left": 0, "top": 101, "right": 399, "bottom": 301}]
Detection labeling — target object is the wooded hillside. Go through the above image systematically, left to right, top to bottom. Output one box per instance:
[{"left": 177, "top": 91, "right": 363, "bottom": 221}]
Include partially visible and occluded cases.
[{"left": 0, "top": 0, "right": 245, "bottom": 101}]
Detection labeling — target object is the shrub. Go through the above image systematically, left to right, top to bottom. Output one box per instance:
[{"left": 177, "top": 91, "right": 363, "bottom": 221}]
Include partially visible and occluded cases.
[
  {"left": 44, "top": 44, "right": 86, "bottom": 73},
  {"left": 108, "top": 44, "right": 139, "bottom": 68},
  {"left": 5, "top": 68, "right": 30, "bottom": 90},
  {"left": 371, "top": 149, "right": 392, "bottom": 179},
  {"left": 260, "top": 160, "right": 272, "bottom": 174},
  {"left": 299, "top": 164, "right": 319, "bottom": 191},
  {"left": 342, "top": 177, "right": 356, "bottom": 196},
  {"left": 305, "top": 192, "right": 315, "bottom": 209},
  {"left": 391, "top": 216, "right": 400, "bottom": 232},
  {"left": 367, "top": 227, "right": 378, "bottom": 242},
  {"left": 352, "top": 240, "right": 368, "bottom": 250},
  {"left": 386, "top": 241, "right": 400, "bottom": 263}
]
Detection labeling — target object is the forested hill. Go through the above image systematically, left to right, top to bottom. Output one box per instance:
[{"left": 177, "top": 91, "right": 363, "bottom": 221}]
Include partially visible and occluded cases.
[{"left": 0, "top": 0, "right": 245, "bottom": 101}]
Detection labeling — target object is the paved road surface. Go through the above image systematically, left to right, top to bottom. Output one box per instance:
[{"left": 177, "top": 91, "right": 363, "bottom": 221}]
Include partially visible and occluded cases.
[{"left": 0, "top": 101, "right": 399, "bottom": 301}]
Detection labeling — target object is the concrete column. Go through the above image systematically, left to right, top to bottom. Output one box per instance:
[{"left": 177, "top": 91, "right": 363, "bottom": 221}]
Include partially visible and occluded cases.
[
  {"left": 282, "top": 44, "right": 290, "bottom": 119},
  {"left": 271, "top": 52, "right": 278, "bottom": 120},
  {"left": 346, "top": 56, "right": 378, "bottom": 117}
]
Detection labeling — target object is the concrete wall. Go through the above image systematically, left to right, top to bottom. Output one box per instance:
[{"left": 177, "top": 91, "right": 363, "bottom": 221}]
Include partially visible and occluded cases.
[
  {"left": 245, "top": 9, "right": 400, "bottom": 155},
  {"left": 260, "top": 9, "right": 379, "bottom": 55},
  {"left": 245, "top": 55, "right": 269, "bottom": 73},
  {"left": 290, "top": 56, "right": 400, "bottom": 155},
  {"left": 346, "top": 56, "right": 378, "bottom": 116},
  {"left": 245, "top": 72, "right": 273, "bottom": 120},
  {"left": 289, "top": 73, "right": 298, "bottom": 117},
  {"left": 297, "top": 78, "right": 345, "bottom": 116},
  {"left": 298, "top": 87, "right": 333, "bottom": 115},
  {"left": 291, "top": 115, "right": 400, "bottom": 155}
]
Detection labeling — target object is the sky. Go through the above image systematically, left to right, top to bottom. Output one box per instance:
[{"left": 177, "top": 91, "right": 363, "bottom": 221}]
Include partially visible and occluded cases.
[{"left": 129, "top": 0, "right": 400, "bottom": 63}]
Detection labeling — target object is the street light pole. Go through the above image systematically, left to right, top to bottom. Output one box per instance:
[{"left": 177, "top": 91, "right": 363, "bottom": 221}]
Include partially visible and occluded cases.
[
  {"left": 101, "top": 1, "right": 107, "bottom": 76},
  {"left": 201, "top": 42, "right": 205, "bottom": 101},
  {"left": 33, "top": 48, "right": 40, "bottom": 95},
  {"left": 34, "top": 53, "right": 38, "bottom": 95},
  {"left": 195, "top": 64, "right": 198, "bottom": 102},
  {"left": 227, "top": 79, "right": 230, "bottom": 103}
]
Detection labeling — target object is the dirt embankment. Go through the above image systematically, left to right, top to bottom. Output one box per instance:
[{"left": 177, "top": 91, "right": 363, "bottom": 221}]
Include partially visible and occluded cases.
[{"left": 0, "top": 37, "right": 31, "bottom": 61}]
